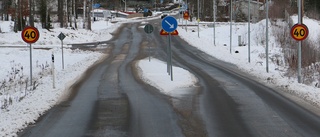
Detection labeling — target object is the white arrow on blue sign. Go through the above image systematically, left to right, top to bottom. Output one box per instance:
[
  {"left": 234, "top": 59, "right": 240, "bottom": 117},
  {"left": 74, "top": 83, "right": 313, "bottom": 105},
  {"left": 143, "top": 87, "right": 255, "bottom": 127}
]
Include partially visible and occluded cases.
[{"left": 161, "top": 16, "right": 178, "bottom": 33}]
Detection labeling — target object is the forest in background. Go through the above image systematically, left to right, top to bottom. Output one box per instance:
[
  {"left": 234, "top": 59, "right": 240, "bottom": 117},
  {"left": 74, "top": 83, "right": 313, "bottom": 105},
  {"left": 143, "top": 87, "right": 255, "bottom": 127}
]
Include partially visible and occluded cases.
[{"left": 0, "top": 0, "right": 320, "bottom": 31}]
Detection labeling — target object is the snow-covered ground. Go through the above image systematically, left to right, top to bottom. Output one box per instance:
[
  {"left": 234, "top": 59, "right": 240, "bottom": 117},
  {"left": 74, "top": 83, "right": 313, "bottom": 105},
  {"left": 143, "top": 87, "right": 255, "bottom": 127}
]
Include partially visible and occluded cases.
[
  {"left": 0, "top": 11, "right": 320, "bottom": 136},
  {"left": 177, "top": 16, "right": 320, "bottom": 106},
  {"left": 0, "top": 19, "right": 119, "bottom": 136},
  {"left": 136, "top": 58, "right": 198, "bottom": 95}
]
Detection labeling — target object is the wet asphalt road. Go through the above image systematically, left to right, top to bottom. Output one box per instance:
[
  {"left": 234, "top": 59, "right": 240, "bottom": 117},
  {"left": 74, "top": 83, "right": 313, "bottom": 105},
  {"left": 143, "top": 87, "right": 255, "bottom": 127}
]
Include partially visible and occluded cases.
[{"left": 19, "top": 17, "right": 320, "bottom": 137}]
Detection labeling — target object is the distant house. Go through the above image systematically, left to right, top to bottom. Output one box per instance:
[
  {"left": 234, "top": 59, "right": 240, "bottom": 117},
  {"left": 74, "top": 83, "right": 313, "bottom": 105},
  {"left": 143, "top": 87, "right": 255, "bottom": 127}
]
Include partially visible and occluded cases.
[
  {"left": 172, "top": 0, "right": 180, "bottom": 4},
  {"left": 216, "top": 0, "right": 229, "bottom": 21},
  {"left": 217, "top": 0, "right": 264, "bottom": 22},
  {"left": 234, "top": 0, "right": 264, "bottom": 22}
]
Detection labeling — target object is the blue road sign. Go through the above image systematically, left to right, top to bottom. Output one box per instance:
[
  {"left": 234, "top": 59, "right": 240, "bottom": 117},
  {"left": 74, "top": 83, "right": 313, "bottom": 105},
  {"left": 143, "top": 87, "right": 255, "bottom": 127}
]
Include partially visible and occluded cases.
[
  {"left": 93, "top": 4, "right": 100, "bottom": 8},
  {"left": 183, "top": 4, "right": 188, "bottom": 10},
  {"left": 144, "top": 8, "right": 148, "bottom": 13},
  {"left": 161, "top": 16, "right": 178, "bottom": 33}
]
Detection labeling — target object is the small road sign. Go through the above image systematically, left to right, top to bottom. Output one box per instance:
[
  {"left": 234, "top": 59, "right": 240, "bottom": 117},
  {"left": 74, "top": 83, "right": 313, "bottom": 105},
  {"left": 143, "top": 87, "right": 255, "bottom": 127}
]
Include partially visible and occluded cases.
[
  {"left": 93, "top": 3, "right": 101, "bottom": 8},
  {"left": 183, "top": 11, "right": 189, "bottom": 20},
  {"left": 161, "top": 16, "right": 178, "bottom": 33},
  {"left": 291, "top": 23, "right": 308, "bottom": 41},
  {"left": 144, "top": 24, "right": 154, "bottom": 34},
  {"left": 21, "top": 26, "right": 40, "bottom": 44},
  {"left": 160, "top": 29, "right": 179, "bottom": 35},
  {"left": 58, "top": 32, "right": 66, "bottom": 41}
]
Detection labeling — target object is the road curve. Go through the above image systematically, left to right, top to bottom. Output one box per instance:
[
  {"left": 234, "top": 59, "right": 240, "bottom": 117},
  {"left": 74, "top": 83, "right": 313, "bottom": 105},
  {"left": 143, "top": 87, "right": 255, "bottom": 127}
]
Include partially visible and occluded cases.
[
  {"left": 18, "top": 17, "right": 320, "bottom": 137},
  {"left": 165, "top": 21, "right": 320, "bottom": 136}
]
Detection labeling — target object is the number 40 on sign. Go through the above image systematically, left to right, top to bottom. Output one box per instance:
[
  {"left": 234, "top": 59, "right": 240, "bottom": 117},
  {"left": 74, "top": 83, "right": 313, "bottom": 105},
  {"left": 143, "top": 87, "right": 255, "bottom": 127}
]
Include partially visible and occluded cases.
[
  {"left": 290, "top": 23, "right": 309, "bottom": 41},
  {"left": 21, "top": 26, "right": 40, "bottom": 44}
]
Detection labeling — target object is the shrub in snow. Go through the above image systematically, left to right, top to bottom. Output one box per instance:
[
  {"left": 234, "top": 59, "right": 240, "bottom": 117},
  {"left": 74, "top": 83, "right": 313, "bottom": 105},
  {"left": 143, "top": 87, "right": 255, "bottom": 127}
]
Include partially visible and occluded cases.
[
  {"left": 271, "top": 18, "right": 320, "bottom": 88},
  {"left": 0, "top": 60, "right": 51, "bottom": 110}
]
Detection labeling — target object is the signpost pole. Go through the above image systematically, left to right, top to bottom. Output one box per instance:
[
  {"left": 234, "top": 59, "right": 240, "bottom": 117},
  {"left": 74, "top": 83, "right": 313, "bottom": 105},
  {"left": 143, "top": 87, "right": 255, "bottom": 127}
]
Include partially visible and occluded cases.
[
  {"left": 213, "top": 0, "right": 216, "bottom": 46},
  {"left": 230, "top": 0, "right": 232, "bottom": 54},
  {"left": 248, "top": 0, "right": 251, "bottom": 62},
  {"left": 266, "top": 0, "right": 269, "bottom": 73},
  {"left": 298, "top": 0, "right": 302, "bottom": 83},
  {"left": 289, "top": 1, "right": 309, "bottom": 83},
  {"left": 161, "top": 16, "right": 177, "bottom": 79},
  {"left": 185, "top": 18, "right": 187, "bottom": 32},
  {"left": 290, "top": 25, "right": 308, "bottom": 84},
  {"left": 22, "top": 26, "right": 40, "bottom": 88},
  {"left": 57, "top": 32, "right": 66, "bottom": 70},
  {"left": 169, "top": 33, "right": 173, "bottom": 81},
  {"left": 167, "top": 35, "right": 170, "bottom": 75},
  {"left": 148, "top": 36, "right": 151, "bottom": 62},
  {"left": 61, "top": 40, "right": 64, "bottom": 69},
  {"left": 29, "top": 44, "right": 33, "bottom": 87},
  {"left": 52, "top": 51, "right": 55, "bottom": 89}
]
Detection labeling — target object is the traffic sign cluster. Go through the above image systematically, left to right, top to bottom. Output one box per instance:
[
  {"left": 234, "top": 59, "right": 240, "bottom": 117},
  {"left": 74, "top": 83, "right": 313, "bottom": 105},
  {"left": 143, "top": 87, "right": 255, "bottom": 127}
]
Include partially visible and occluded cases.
[
  {"left": 160, "top": 16, "right": 179, "bottom": 36},
  {"left": 160, "top": 16, "right": 179, "bottom": 81},
  {"left": 161, "top": 16, "right": 178, "bottom": 33},
  {"left": 21, "top": 26, "right": 40, "bottom": 89}
]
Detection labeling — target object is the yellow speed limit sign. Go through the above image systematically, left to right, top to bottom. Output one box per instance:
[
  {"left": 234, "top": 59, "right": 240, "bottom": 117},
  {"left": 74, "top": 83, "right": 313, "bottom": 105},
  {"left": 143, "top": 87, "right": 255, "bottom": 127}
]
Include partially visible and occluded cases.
[
  {"left": 290, "top": 23, "right": 308, "bottom": 41},
  {"left": 21, "top": 26, "right": 40, "bottom": 43}
]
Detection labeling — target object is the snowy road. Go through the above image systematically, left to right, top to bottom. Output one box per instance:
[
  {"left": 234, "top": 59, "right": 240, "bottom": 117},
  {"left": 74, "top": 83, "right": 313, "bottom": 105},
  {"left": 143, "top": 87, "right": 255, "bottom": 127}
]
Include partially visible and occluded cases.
[
  {"left": 19, "top": 18, "right": 320, "bottom": 137},
  {"left": 169, "top": 30, "right": 320, "bottom": 136}
]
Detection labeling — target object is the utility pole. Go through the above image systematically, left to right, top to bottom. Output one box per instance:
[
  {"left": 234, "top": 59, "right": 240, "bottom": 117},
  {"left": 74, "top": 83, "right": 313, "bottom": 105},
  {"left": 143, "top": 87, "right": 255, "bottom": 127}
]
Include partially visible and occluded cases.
[
  {"left": 213, "top": 0, "right": 216, "bottom": 46},
  {"left": 230, "top": 0, "right": 233, "bottom": 54},
  {"left": 248, "top": 0, "right": 251, "bottom": 62},
  {"left": 266, "top": 0, "right": 269, "bottom": 73},
  {"left": 298, "top": 0, "right": 302, "bottom": 83}
]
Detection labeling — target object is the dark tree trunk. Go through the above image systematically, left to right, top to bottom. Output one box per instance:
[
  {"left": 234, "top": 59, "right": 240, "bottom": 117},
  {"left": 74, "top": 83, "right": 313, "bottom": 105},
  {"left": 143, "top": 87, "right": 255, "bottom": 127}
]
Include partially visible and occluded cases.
[
  {"left": 29, "top": 0, "right": 34, "bottom": 27},
  {"left": 58, "top": 0, "right": 64, "bottom": 28},
  {"left": 87, "top": 0, "right": 92, "bottom": 30}
]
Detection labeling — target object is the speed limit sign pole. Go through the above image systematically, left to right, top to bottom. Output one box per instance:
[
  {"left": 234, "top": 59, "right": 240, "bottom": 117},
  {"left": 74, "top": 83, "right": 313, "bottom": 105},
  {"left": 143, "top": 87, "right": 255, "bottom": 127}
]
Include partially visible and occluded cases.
[
  {"left": 290, "top": 0, "right": 308, "bottom": 83},
  {"left": 298, "top": 0, "right": 302, "bottom": 83},
  {"left": 21, "top": 26, "right": 40, "bottom": 87}
]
